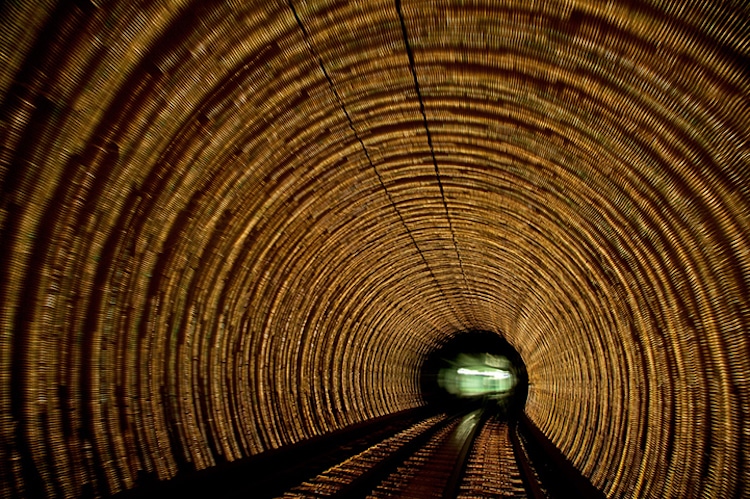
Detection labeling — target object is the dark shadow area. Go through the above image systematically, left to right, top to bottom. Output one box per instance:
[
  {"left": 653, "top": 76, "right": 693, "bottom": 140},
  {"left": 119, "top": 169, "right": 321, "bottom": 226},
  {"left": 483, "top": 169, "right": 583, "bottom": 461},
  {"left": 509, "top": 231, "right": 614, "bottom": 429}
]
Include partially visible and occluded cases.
[
  {"left": 420, "top": 330, "right": 529, "bottom": 418},
  {"left": 111, "top": 406, "right": 435, "bottom": 499},
  {"left": 517, "top": 414, "right": 607, "bottom": 499}
]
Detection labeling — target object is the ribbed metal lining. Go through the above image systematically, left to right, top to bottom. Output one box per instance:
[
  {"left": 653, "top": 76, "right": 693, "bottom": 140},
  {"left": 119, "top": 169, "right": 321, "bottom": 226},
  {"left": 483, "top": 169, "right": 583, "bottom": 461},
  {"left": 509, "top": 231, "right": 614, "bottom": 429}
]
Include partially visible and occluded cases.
[{"left": 0, "top": 1, "right": 747, "bottom": 497}]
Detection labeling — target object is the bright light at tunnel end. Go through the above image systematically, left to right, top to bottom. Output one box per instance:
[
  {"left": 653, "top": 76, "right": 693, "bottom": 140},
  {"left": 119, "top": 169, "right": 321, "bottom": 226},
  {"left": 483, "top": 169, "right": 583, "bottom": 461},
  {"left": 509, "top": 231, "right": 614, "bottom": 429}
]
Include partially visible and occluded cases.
[
  {"left": 420, "top": 331, "right": 529, "bottom": 417},
  {"left": 437, "top": 352, "right": 520, "bottom": 402},
  {"left": 457, "top": 367, "right": 512, "bottom": 379}
]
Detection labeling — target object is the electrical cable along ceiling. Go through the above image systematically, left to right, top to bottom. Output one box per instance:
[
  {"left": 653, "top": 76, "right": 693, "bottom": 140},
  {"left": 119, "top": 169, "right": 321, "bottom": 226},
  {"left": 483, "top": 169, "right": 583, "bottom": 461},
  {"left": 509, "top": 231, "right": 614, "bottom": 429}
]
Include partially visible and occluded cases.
[{"left": 0, "top": 0, "right": 747, "bottom": 497}]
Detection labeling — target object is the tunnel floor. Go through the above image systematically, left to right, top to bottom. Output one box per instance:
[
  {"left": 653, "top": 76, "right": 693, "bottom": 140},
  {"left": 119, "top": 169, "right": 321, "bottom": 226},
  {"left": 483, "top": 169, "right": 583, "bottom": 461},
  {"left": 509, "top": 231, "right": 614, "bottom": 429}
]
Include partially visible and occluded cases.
[
  {"left": 112, "top": 334, "right": 596, "bottom": 498},
  {"left": 114, "top": 405, "right": 604, "bottom": 499}
]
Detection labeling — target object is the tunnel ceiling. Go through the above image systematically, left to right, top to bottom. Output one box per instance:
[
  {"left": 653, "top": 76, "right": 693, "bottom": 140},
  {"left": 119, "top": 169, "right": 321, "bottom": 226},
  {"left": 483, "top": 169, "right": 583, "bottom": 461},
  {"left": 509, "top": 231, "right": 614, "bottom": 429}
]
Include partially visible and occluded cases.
[{"left": 1, "top": 1, "right": 748, "bottom": 497}]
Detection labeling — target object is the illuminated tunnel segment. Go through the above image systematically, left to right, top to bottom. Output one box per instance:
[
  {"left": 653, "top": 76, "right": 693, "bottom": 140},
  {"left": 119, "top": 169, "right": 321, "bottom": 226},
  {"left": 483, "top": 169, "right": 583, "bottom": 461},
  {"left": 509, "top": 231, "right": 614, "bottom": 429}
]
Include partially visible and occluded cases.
[
  {"left": 0, "top": 1, "right": 748, "bottom": 497},
  {"left": 421, "top": 330, "right": 528, "bottom": 416}
]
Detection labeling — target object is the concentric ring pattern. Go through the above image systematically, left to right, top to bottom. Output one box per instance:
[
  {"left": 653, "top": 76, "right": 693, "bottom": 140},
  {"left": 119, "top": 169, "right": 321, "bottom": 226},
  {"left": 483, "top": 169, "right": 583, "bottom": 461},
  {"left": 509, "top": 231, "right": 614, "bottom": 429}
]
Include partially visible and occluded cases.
[{"left": 0, "top": 1, "right": 748, "bottom": 497}]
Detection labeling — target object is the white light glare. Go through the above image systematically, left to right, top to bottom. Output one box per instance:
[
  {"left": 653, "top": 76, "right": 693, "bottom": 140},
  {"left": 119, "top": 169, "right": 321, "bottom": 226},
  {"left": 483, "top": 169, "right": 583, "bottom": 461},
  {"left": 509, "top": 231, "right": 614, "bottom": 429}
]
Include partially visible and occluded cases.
[{"left": 457, "top": 367, "right": 511, "bottom": 379}]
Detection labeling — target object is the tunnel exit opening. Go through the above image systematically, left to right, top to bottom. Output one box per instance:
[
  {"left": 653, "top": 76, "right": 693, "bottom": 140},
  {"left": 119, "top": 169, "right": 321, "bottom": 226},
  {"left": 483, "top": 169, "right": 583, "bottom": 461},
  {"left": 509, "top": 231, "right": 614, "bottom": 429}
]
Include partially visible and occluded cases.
[{"left": 420, "top": 331, "right": 528, "bottom": 418}]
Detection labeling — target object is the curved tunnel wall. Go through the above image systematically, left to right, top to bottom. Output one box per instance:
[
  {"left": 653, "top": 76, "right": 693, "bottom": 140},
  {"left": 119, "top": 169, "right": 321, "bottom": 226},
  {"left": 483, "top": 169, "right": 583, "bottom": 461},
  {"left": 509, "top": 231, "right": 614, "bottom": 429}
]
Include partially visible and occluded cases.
[{"left": 0, "top": 1, "right": 748, "bottom": 497}]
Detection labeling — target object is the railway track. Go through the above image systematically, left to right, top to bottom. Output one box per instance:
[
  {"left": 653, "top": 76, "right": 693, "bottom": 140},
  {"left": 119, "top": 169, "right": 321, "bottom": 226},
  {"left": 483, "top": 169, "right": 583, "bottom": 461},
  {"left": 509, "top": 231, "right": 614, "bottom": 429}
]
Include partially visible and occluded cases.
[
  {"left": 117, "top": 407, "right": 604, "bottom": 498},
  {"left": 280, "top": 409, "right": 595, "bottom": 499}
]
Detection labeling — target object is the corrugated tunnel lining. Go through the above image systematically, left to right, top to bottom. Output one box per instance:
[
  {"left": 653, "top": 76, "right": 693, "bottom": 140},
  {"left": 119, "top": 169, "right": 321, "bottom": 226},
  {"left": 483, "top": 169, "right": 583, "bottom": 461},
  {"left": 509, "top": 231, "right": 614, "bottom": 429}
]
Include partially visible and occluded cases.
[{"left": 0, "top": 0, "right": 747, "bottom": 497}]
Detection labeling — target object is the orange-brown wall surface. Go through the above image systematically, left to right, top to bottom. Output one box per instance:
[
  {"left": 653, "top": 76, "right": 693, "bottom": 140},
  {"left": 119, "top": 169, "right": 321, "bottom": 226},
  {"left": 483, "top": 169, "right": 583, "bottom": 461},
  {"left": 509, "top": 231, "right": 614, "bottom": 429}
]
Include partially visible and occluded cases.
[{"left": 0, "top": 1, "right": 747, "bottom": 497}]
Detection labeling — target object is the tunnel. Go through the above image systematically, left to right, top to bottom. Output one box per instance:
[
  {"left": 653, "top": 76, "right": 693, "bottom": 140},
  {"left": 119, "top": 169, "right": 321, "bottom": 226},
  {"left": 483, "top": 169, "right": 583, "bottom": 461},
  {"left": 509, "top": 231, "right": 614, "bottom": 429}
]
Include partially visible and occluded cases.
[{"left": 0, "top": 1, "right": 748, "bottom": 497}]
